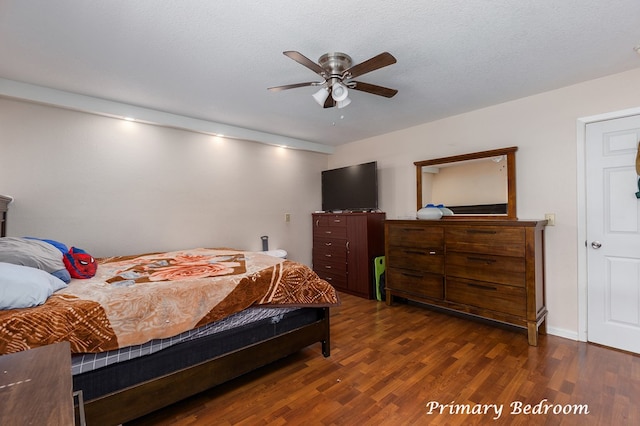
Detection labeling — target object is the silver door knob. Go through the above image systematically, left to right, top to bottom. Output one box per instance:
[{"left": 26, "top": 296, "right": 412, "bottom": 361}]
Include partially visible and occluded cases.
[{"left": 591, "top": 241, "right": 602, "bottom": 249}]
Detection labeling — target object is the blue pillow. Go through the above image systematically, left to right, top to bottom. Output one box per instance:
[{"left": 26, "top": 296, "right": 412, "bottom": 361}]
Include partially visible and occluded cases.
[
  {"left": 24, "top": 237, "right": 69, "bottom": 254},
  {"left": 0, "top": 262, "right": 67, "bottom": 310}
]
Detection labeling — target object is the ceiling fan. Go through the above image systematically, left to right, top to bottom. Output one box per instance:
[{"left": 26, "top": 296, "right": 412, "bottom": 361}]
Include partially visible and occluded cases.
[{"left": 268, "top": 51, "right": 398, "bottom": 109}]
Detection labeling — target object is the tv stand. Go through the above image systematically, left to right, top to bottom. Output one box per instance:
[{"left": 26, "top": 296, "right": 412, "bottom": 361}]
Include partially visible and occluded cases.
[{"left": 312, "top": 212, "right": 385, "bottom": 299}]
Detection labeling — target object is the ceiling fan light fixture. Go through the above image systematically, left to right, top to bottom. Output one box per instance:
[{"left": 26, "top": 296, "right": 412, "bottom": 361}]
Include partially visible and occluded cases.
[
  {"left": 270, "top": 51, "right": 397, "bottom": 109},
  {"left": 331, "top": 82, "right": 349, "bottom": 102},
  {"left": 312, "top": 87, "right": 329, "bottom": 106},
  {"left": 337, "top": 97, "right": 351, "bottom": 109}
]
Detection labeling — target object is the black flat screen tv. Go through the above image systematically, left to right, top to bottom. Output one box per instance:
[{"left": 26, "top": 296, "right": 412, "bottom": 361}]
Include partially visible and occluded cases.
[{"left": 321, "top": 161, "right": 378, "bottom": 212}]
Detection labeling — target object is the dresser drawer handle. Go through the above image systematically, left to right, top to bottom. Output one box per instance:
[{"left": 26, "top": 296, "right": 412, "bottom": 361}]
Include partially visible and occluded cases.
[
  {"left": 333, "top": 219, "right": 342, "bottom": 223},
  {"left": 466, "top": 229, "right": 497, "bottom": 234},
  {"left": 325, "top": 231, "right": 332, "bottom": 234},
  {"left": 325, "top": 242, "right": 332, "bottom": 246},
  {"left": 404, "top": 250, "right": 437, "bottom": 256},
  {"left": 325, "top": 254, "right": 332, "bottom": 258},
  {"left": 467, "top": 257, "right": 496, "bottom": 264},
  {"left": 325, "top": 265, "right": 332, "bottom": 269},
  {"left": 401, "top": 272, "right": 423, "bottom": 279},
  {"left": 325, "top": 277, "right": 333, "bottom": 281},
  {"left": 468, "top": 283, "right": 497, "bottom": 291}
]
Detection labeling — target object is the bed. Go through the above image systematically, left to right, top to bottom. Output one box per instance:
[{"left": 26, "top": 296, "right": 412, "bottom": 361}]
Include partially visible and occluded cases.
[{"left": 0, "top": 198, "right": 338, "bottom": 425}]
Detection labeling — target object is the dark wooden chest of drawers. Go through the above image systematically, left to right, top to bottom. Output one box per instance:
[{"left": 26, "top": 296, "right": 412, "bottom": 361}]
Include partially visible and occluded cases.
[
  {"left": 0, "top": 195, "right": 11, "bottom": 237},
  {"left": 313, "top": 212, "right": 385, "bottom": 298},
  {"left": 385, "top": 219, "right": 547, "bottom": 345}
]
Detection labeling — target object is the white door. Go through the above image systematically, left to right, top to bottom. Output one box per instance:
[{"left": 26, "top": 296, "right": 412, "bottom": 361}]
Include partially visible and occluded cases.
[{"left": 586, "top": 115, "right": 640, "bottom": 354}]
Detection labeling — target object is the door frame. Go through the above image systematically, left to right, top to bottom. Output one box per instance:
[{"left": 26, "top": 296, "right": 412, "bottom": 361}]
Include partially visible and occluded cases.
[{"left": 576, "top": 106, "right": 640, "bottom": 342}]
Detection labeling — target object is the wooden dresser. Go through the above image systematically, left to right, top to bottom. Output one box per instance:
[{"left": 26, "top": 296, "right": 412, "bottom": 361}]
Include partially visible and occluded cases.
[
  {"left": 0, "top": 195, "right": 11, "bottom": 237},
  {"left": 312, "top": 212, "right": 385, "bottom": 299},
  {"left": 385, "top": 219, "right": 547, "bottom": 345}
]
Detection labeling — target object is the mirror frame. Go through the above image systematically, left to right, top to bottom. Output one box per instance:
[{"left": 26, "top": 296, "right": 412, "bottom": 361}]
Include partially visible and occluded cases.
[{"left": 415, "top": 146, "right": 518, "bottom": 220}]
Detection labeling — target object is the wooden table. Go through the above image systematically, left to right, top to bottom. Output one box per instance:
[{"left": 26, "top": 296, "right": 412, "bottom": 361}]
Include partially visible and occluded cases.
[{"left": 0, "top": 342, "right": 75, "bottom": 425}]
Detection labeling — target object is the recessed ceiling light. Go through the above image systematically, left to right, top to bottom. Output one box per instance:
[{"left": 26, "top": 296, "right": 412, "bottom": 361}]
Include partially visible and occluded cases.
[{"left": 123, "top": 117, "right": 135, "bottom": 121}]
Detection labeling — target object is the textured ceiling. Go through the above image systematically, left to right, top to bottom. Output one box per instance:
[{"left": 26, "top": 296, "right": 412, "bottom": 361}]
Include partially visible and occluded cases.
[{"left": 1, "top": 0, "right": 639, "bottom": 148}]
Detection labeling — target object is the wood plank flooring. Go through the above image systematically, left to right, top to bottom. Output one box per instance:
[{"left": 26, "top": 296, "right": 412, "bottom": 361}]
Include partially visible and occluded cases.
[{"left": 127, "top": 292, "right": 639, "bottom": 426}]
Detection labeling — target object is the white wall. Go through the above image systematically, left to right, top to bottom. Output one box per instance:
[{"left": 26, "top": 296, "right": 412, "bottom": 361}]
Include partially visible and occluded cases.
[
  {"left": 328, "top": 67, "right": 640, "bottom": 339},
  {"left": 3, "top": 68, "right": 640, "bottom": 338},
  {"left": 0, "top": 97, "right": 328, "bottom": 265}
]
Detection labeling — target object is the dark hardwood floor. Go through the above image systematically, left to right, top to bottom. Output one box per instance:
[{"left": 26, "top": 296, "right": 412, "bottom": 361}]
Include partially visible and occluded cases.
[{"left": 128, "top": 292, "right": 639, "bottom": 425}]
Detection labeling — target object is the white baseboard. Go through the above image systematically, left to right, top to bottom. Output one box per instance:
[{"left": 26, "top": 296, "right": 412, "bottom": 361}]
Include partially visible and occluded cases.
[{"left": 546, "top": 326, "right": 581, "bottom": 342}]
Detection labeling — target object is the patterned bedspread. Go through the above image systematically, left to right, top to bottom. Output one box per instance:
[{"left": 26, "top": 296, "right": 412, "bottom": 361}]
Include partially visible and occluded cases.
[{"left": 0, "top": 248, "right": 339, "bottom": 355}]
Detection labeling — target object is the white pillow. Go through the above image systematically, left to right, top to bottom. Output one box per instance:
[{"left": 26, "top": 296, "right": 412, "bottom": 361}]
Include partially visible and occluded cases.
[{"left": 0, "top": 262, "right": 67, "bottom": 309}]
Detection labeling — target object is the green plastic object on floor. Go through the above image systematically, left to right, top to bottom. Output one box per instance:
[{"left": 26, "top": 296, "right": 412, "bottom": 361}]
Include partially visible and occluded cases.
[{"left": 374, "top": 256, "right": 386, "bottom": 301}]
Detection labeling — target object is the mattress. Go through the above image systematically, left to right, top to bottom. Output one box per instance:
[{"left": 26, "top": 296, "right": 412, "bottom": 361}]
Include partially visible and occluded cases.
[
  {"left": 71, "top": 305, "right": 297, "bottom": 375},
  {"left": 72, "top": 306, "right": 324, "bottom": 401}
]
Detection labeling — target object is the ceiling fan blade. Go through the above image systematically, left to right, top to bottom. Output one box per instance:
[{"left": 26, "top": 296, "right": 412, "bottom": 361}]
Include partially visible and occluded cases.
[
  {"left": 283, "top": 51, "right": 326, "bottom": 76},
  {"left": 344, "top": 52, "right": 396, "bottom": 79},
  {"left": 350, "top": 81, "right": 398, "bottom": 98},
  {"left": 267, "top": 82, "right": 318, "bottom": 92}
]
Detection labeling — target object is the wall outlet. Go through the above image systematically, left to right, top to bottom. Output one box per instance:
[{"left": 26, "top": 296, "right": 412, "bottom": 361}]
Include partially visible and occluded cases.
[
  {"left": 285, "top": 213, "right": 291, "bottom": 223},
  {"left": 544, "top": 213, "right": 555, "bottom": 226}
]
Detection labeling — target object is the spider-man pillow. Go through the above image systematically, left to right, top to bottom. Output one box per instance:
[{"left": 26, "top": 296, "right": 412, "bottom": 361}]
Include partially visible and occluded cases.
[{"left": 63, "top": 247, "right": 97, "bottom": 279}]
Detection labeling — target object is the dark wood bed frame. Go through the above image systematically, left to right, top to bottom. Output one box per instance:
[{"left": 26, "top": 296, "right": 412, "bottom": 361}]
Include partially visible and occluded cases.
[
  {"left": 0, "top": 195, "right": 332, "bottom": 425},
  {"left": 82, "top": 309, "right": 330, "bottom": 425}
]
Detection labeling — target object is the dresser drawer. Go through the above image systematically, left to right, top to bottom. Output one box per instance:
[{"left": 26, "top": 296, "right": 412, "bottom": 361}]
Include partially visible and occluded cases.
[
  {"left": 314, "top": 215, "right": 347, "bottom": 227},
  {"left": 387, "top": 224, "right": 444, "bottom": 248},
  {"left": 314, "top": 225, "right": 347, "bottom": 239},
  {"left": 445, "top": 226, "right": 525, "bottom": 257},
  {"left": 313, "top": 236, "right": 347, "bottom": 252},
  {"left": 387, "top": 247, "right": 443, "bottom": 274},
  {"left": 445, "top": 252, "right": 525, "bottom": 287},
  {"left": 313, "top": 256, "right": 347, "bottom": 274},
  {"left": 387, "top": 267, "right": 444, "bottom": 300},
  {"left": 314, "top": 268, "right": 347, "bottom": 289},
  {"left": 446, "top": 278, "right": 526, "bottom": 317}
]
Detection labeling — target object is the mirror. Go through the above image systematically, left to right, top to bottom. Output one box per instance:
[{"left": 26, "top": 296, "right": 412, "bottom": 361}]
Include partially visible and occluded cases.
[{"left": 415, "top": 146, "right": 517, "bottom": 220}]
